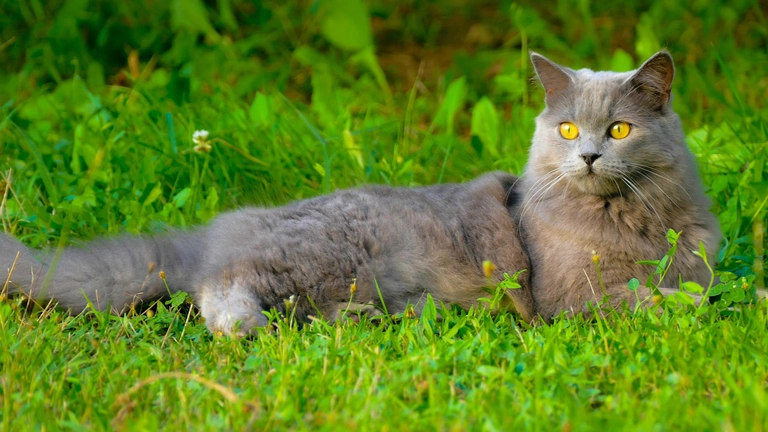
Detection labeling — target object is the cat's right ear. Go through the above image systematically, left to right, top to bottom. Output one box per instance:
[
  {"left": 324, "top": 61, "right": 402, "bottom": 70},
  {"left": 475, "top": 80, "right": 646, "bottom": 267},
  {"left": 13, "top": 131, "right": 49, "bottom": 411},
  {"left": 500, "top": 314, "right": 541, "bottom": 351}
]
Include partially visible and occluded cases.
[
  {"left": 627, "top": 51, "right": 675, "bottom": 110},
  {"left": 530, "top": 52, "right": 573, "bottom": 102}
]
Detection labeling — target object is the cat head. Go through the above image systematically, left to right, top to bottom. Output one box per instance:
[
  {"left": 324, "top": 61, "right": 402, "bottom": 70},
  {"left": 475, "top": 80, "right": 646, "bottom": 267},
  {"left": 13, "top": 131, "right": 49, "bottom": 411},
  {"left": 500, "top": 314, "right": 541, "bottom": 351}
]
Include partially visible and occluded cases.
[{"left": 526, "top": 51, "right": 689, "bottom": 197}]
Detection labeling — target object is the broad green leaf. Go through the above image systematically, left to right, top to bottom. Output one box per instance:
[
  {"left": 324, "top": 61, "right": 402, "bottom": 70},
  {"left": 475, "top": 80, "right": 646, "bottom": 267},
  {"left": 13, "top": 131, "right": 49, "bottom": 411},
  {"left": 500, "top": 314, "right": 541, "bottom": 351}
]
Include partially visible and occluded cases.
[
  {"left": 171, "top": 0, "right": 219, "bottom": 40},
  {"left": 218, "top": 0, "right": 238, "bottom": 31},
  {"left": 320, "top": 0, "right": 372, "bottom": 51},
  {"left": 635, "top": 13, "right": 660, "bottom": 60},
  {"left": 293, "top": 46, "right": 329, "bottom": 68},
  {"left": 350, "top": 47, "right": 393, "bottom": 107},
  {"left": 610, "top": 48, "right": 634, "bottom": 72},
  {"left": 311, "top": 65, "right": 336, "bottom": 125},
  {"left": 494, "top": 72, "right": 526, "bottom": 99},
  {"left": 432, "top": 77, "right": 467, "bottom": 135},
  {"left": 250, "top": 92, "right": 272, "bottom": 127},
  {"left": 471, "top": 97, "right": 500, "bottom": 157},
  {"left": 71, "top": 123, "right": 84, "bottom": 174},
  {"left": 343, "top": 130, "right": 364, "bottom": 168},
  {"left": 313, "top": 163, "right": 326, "bottom": 177},
  {"left": 139, "top": 183, "right": 162, "bottom": 206},
  {"left": 205, "top": 187, "right": 219, "bottom": 209},
  {"left": 172, "top": 188, "right": 192, "bottom": 208},
  {"left": 71, "top": 189, "right": 96, "bottom": 210},
  {"left": 666, "top": 229, "right": 680, "bottom": 244},
  {"left": 695, "top": 241, "right": 709, "bottom": 264},
  {"left": 656, "top": 255, "right": 669, "bottom": 274},
  {"left": 499, "top": 270, "right": 525, "bottom": 290},
  {"left": 627, "top": 278, "right": 640, "bottom": 291},
  {"left": 681, "top": 281, "right": 704, "bottom": 294},
  {"left": 708, "top": 283, "right": 725, "bottom": 297},
  {"left": 730, "top": 288, "right": 746, "bottom": 302},
  {"left": 169, "top": 291, "right": 188, "bottom": 308},
  {"left": 673, "top": 292, "right": 696, "bottom": 306},
  {"left": 421, "top": 294, "right": 437, "bottom": 322},
  {"left": 420, "top": 295, "right": 437, "bottom": 337},
  {"left": 441, "top": 315, "right": 468, "bottom": 339},
  {"left": 476, "top": 366, "right": 503, "bottom": 378}
]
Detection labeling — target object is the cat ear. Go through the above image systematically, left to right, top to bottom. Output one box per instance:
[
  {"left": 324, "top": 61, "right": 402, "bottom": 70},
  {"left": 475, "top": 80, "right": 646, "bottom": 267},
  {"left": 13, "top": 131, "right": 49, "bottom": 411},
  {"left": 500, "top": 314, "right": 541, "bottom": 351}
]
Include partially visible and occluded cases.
[
  {"left": 628, "top": 51, "right": 675, "bottom": 109},
  {"left": 530, "top": 52, "right": 573, "bottom": 101}
]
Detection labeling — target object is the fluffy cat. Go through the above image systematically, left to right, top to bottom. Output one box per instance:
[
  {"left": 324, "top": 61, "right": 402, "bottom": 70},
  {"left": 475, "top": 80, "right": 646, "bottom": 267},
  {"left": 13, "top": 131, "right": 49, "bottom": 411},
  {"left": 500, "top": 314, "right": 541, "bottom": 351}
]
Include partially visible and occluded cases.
[
  {"left": 0, "top": 51, "right": 722, "bottom": 333},
  {"left": 518, "top": 51, "right": 721, "bottom": 320},
  {"left": 0, "top": 173, "right": 534, "bottom": 335}
]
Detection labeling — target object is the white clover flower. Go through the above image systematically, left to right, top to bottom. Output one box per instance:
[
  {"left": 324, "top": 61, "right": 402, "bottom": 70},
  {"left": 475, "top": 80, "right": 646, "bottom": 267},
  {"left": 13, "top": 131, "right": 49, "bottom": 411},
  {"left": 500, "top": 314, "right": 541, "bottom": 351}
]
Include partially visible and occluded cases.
[
  {"left": 192, "top": 130, "right": 212, "bottom": 153},
  {"left": 192, "top": 130, "right": 209, "bottom": 144},
  {"left": 284, "top": 294, "right": 296, "bottom": 310}
]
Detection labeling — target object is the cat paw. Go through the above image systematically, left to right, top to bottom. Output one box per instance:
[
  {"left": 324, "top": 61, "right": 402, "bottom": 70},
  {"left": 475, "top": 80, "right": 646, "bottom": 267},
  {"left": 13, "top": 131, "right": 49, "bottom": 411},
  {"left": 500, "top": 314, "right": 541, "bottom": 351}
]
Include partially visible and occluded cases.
[
  {"left": 198, "top": 283, "right": 268, "bottom": 336},
  {"left": 206, "top": 312, "right": 266, "bottom": 337}
]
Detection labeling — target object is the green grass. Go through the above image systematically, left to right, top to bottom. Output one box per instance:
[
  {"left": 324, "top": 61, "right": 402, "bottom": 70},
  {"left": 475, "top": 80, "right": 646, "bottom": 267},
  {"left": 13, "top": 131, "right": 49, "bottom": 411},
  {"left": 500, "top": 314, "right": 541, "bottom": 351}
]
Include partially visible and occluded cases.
[{"left": 1, "top": 0, "right": 767, "bottom": 430}]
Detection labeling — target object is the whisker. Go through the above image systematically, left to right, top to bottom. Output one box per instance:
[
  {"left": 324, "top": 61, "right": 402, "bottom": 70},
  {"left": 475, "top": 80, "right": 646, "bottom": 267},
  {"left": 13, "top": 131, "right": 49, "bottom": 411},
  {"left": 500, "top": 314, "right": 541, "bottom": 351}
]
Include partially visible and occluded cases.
[
  {"left": 624, "top": 161, "right": 693, "bottom": 203},
  {"left": 642, "top": 167, "right": 694, "bottom": 203},
  {"left": 518, "top": 169, "right": 560, "bottom": 217},
  {"left": 518, "top": 170, "right": 563, "bottom": 233},
  {"left": 634, "top": 170, "right": 683, "bottom": 211},
  {"left": 532, "top": 173, "right": 566, "bottom": 220},
  {"left": 622, "top": 177, "right": 665, "bottom": 232},
  {"left": 561, "top": 178, "right": 571, "bottom": 201},
  {"left": 611, "top": 178, "right": 624, "bottom": 200}
]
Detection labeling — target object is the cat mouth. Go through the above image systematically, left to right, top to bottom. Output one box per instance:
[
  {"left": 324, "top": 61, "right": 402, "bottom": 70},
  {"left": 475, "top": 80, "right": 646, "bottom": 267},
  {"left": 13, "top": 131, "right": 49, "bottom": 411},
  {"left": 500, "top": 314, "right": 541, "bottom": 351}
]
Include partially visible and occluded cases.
[
  {"left": 582, "top": 166, "right": 615, "bottom": 181},
  {"left": 570, "top": 170, "right": 624, "bottom": 196}
]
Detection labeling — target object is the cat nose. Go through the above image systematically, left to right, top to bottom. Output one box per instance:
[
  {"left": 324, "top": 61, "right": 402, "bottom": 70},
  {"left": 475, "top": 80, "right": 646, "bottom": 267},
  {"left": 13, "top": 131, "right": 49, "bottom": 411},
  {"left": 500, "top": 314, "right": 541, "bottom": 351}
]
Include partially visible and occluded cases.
[{"left": 580, "top": 152, "right": 602, "bottom": 168}]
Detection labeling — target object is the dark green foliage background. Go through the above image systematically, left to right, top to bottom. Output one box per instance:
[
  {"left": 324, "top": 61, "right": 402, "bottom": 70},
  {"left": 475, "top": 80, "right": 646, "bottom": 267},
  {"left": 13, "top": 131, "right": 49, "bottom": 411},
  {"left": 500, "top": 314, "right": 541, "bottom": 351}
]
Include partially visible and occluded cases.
[{"left": 0, "top": 0, "right": 766, "bottom": 430}]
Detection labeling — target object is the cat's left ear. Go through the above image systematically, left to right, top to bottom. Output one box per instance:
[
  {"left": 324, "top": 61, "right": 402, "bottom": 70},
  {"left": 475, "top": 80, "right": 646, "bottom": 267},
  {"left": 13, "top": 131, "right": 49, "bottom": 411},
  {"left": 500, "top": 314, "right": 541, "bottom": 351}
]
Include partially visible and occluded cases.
[
  {"left": 628, "top": 51, "right": 675, "bottom": 109},
  {"left": 530, "top": 52, "right": 573, "bottom": 102}
]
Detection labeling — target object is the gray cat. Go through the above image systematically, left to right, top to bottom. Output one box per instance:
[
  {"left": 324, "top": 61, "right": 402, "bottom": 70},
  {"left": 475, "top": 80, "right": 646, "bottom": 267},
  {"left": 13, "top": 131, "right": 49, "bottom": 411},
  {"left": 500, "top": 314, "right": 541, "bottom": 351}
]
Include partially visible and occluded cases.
[
  {"left": 0, "top": 51, "right": 721, "bottom": 333},
  {"left": 519, "top": 51, "right": 721, "bottom": 320}
]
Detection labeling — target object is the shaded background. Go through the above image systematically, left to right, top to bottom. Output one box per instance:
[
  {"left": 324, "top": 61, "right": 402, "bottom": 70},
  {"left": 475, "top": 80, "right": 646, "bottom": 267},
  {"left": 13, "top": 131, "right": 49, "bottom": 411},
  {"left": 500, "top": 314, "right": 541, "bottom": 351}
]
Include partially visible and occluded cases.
[{"left": 2, "top": 1, "right": 765, "bottom": 108}]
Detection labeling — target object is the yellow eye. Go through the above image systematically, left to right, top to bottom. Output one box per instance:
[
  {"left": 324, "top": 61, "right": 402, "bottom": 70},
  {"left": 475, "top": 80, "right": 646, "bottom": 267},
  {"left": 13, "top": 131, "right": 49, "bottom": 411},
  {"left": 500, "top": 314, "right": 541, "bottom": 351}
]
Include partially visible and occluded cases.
[
  {"left": 609, "top": 121, "right": 631, "bottom": 139},
  {"left": 559, "top": 122, "right": 579, "bottom": 140}
]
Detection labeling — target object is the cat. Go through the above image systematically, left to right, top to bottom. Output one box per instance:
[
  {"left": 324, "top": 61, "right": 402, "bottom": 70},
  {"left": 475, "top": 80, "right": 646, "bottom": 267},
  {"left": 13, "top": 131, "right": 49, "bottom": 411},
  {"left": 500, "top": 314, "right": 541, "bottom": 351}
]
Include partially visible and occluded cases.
[
  {"left": 0, "top": 51, "right": 722, "bottom": 334},
  {"left": 517, "top": 51, "right": 721, "bottom": 320},
  {"left": 0, "top": 173, "right": 535, "bottom": 335}
]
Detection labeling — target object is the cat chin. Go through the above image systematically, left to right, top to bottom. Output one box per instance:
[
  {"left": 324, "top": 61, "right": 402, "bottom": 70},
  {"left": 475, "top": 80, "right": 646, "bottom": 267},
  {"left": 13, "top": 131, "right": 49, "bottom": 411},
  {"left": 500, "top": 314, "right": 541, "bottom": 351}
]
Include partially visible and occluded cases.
[{"left": 569, "top": 174, "right": 623, "bottom": 197}]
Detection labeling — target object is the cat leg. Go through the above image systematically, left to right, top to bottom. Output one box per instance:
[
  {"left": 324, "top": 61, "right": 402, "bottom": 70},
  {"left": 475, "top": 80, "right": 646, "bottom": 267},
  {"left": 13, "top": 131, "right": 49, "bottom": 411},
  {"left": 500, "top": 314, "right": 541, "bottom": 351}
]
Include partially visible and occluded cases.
[{"left": 197, "top": 281, "right": 268, "bottom": 336}]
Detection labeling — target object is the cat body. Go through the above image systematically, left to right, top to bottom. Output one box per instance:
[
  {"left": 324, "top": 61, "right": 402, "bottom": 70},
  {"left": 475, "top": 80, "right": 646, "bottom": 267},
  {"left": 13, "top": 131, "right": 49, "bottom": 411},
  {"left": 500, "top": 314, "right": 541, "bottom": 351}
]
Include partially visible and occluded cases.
[
  {"left": 519, "top": 52, "right": 721, "bottom": 320},
  {"left": 1, "top": 173, "right": 534, "bottom": 334}
]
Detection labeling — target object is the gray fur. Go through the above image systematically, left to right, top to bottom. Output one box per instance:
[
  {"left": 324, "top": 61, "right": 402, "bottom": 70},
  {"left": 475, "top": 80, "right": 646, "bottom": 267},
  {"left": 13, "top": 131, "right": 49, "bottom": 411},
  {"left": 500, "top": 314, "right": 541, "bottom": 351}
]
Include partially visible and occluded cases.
[
  {"left": 521, "top": 51, "right": 721, "bottom": 320},
  {"left": 1, "top": 172, "right": 534, "bottom": 335},
  {"left": 1, "top": 232, "right": 203, "bottom": 313}
]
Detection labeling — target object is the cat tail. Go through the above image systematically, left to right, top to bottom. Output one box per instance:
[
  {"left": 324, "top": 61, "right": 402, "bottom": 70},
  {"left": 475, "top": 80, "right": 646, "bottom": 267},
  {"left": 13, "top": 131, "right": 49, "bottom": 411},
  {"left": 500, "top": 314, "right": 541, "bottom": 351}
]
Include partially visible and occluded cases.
[{"left": 0, "top": 231, "right": 205, "bottom": 313}]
